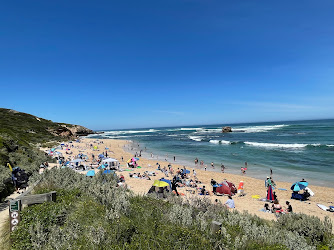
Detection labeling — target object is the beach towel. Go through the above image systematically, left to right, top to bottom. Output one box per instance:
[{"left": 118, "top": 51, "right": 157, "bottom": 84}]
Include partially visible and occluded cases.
[{"left": 267, "top": 185, "right": 274, "bottom": 201}]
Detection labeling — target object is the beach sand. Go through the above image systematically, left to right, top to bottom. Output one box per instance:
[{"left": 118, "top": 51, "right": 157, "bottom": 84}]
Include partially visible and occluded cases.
[{"left": 55, "top": 138, "right": 334, "bottom": 226}]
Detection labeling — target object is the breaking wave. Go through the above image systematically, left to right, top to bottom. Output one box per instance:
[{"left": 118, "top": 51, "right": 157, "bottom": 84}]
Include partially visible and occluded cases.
[
  {"left": 233, "top": 124, "right": 288, "bottom": 133},
  {"left": 103, "top": 129, "right": 158, "bottom": 135},
  {"left": 189, "top": 136, "right": 205, "bottom": 142},
  {"left": 209, "top": 140, "right": 231, "bottom": 145},
  {"left": 244, "top": 142, "right": 323, "bottom": 149}
]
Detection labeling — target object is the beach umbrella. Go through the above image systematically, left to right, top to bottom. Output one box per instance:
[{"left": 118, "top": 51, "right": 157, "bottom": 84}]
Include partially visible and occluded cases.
[
  {"left": 98, "top": 154, "right": 105, "bottom": 159},
  {"left": 133, "top": 157, "right": 140, "bottom": 161},
  {"left": 181, "top": 169, "right": 190, "bottom": 174},
  {"left": 86, "top": 170, "right": 95, "bottom": 177},
  {"left": 103, "top": 170, "right": 112, "bottom": 174},
  {"left": 160, "top": 178, "right": 172, "bottom": 189},
  {"left": 153, "top": 180, "right": 169, "bottom": 188},
  {"left": 291, "top": 182, "right": 308, "bottom": 192}
]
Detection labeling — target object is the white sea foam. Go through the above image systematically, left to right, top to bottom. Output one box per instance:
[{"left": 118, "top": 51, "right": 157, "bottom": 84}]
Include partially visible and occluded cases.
[
  {"left": 233, "top": 124, "right": 288, "bottom": 133},
  {"left": 167, "top": 127, "right": 221, "bottom": 133},
  {"left": 180, "top": 128, "right": 199, "bottom": 131},
  {"left": 195, "top": 128, "right": 222, "bottom": 133},
  {"left": 103, "top": 129, "right": 158, "bottom": 135},
  {"left": 189, "top": 136, "right": 204, "bottom": 142},
  {"left": 209, "top": 140, "right": 231, "bottom": 144},
  {"left": 244, "top": 142, "right": 308, "bottom": 149},
  {"left": 327, "top": 144, "right": 334, "bottom": 147}
]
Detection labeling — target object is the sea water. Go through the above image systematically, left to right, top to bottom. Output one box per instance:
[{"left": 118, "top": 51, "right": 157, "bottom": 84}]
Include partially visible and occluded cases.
[{"left": 88, "top": 119, "right": 334, "bottom": 187}]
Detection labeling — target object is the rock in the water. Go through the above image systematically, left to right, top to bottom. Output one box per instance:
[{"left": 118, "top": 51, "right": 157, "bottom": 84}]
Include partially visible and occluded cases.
[{"left": 222, "top": 126, "right": 232, "bottom": 133}]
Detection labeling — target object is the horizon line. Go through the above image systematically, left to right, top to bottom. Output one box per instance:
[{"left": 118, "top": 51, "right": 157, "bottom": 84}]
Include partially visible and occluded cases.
[{"left": 93, "top": 117, "right": 334, "bottom": 132}]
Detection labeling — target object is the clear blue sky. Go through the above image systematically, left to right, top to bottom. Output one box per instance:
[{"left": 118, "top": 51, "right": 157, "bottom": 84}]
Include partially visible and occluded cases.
[{"left": 1, "top": 1, "right": 333, "bottom": 130}]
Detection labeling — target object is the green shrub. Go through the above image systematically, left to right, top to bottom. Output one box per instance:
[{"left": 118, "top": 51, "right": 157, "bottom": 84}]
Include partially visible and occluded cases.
[{"left": 10, "top": 168, "right": 333, "bottom": 250}]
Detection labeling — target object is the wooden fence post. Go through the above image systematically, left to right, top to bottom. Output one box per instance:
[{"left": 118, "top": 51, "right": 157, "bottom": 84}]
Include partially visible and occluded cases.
[{"left": 211, "top": 220, "right": 222, "bottom": 234}]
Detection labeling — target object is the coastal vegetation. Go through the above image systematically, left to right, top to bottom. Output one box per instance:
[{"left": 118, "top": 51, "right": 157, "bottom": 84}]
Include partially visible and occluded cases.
[
  {"left": 0, "top": 108, "right": 93, "bottom": 201},
  {"left": 10, "top": 168, "right": 333, "bottom": 249}
]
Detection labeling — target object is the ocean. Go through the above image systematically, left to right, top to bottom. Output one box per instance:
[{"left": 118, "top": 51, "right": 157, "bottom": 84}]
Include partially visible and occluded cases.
[{"left": 88, "top": 119, "right": 334, "bottom": 187}]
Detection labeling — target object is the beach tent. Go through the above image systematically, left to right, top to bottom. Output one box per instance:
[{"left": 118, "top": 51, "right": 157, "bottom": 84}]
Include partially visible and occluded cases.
[
  {"left": 102, "top": 158, "right": 119, "bottom": 168},
  {"left": 102, "top": 158, "right": 118, "bottom": 163},
  {"left": 98, "top": 164, "right": 107, "bottom": 169},
  {"left": 86, "top": 170, "right": 95, "bottom": 177},
  {"left": 216, "top": 181, "right": 237, "bottom": 196},
  {"left": 267, "top": 185, "right": 274, "bottom": 201}
]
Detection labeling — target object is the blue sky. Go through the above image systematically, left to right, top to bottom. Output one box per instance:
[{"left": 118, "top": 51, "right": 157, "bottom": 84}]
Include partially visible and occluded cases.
[{"left": 1, "top": 0, "right": 333, "bottom": 130}]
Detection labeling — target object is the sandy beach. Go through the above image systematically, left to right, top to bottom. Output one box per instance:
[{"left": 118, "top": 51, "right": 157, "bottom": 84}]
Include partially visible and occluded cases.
[{"left": 55, "top": 138, "right": 334, "bottom": 226}]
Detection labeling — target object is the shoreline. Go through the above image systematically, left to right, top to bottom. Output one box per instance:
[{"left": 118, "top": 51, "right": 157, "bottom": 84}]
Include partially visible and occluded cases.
[
  {"left": 56, "top": 137, "right": 334, "bottom": 228},
  {"left": 122, "top": 139, "right": 334, "bottom": 188}
]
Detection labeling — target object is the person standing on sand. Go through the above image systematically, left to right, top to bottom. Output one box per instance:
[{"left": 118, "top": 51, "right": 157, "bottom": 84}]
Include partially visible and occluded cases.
[
  {"left": 204, "top": 165, "right": 207, "bottom": 171},
  {"left": 172, "top": 178, "right": 179, "bottom": 196}
]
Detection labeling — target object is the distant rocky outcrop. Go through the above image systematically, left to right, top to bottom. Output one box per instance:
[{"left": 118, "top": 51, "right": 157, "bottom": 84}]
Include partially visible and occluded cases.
[
  {"left": 67, "top": 125, "right": 94, "bottom": 137},
  {"left": 222, "top": 126, "right": 232, "bottom": 133}
]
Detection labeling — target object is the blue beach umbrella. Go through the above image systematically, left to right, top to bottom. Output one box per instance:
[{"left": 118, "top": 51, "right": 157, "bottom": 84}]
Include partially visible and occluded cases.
[
  {"left": 98, "top": 154, "right": 105, "bottom": 159},
  {"left": 86, "top": 170, "right": 95, "bottom": 177},
  {"left": 103, "top": 170, "right": 112, "bottom": 174},
  {"left": 160, "top": 178, "right": 172, "bottom": 189},
  {"left": 291, "top": 182, "right": 308, "bottom": 192}
]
